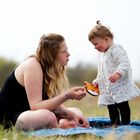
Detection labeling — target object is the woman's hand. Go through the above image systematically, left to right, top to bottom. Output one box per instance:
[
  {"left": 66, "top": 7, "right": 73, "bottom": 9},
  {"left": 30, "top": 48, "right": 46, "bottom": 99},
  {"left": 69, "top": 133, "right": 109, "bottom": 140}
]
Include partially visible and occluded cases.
[
  {"left": 67, "top": 86, "right": 86, "bottom": 100},
  {"left": 58, "top": 107, "right": 90, "bottom": 129},
  {"left": 66, "top": 107, "right": 90, "bottom": 128},
  {"left": 72, "top": 112, "right": 90, "bottom": 128},
  {"left": 59, "top": 115, "right": 89, "bottom": 129}
]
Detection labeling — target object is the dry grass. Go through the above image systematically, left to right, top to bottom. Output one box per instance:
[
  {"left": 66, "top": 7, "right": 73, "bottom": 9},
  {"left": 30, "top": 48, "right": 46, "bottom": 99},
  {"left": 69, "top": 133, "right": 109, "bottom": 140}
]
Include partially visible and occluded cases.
[
  {"left": 64, "top": 94, "right": 140, "bottom": 120},
  {"left": 64, "top": 94, "right": 108, "bottom": 118}
]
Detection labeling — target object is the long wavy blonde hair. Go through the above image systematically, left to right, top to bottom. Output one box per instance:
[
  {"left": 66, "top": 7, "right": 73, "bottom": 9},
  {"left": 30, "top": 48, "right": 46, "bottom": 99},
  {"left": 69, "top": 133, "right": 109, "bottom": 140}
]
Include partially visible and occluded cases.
[{"left": 36, "top": 33, "right": 69, "bottom": 98}]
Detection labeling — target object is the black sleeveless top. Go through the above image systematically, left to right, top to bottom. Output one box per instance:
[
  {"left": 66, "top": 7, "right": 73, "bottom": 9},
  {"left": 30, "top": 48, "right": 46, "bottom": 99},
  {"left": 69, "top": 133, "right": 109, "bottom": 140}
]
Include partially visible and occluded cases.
[{"left": 0, "top": 70, "right": 48, "bottom": 128}]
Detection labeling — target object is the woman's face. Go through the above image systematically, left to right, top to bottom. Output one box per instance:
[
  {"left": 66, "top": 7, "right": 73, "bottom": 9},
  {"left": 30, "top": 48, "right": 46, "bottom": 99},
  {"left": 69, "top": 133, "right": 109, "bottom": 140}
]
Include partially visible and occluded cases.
[
  {"left": 90, "top": 37, "right": 110, "bottom": 52},
  {"left": 57, "top": 41, "right": 70, "bottom": 66}
]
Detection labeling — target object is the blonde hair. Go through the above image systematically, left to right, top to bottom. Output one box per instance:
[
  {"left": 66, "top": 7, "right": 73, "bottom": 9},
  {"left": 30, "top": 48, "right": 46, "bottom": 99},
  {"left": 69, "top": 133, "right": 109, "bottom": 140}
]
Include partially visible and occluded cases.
[
  {"left": 88, "top": 20, "right": 114, "bottom": 41},
  {"left": 36, "top": 33, "right": 69, "bottom": 98}
]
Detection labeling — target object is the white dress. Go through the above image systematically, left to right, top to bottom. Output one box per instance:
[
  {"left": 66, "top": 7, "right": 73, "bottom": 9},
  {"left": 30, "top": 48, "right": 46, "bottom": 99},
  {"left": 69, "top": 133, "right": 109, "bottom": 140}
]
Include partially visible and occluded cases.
[{"left": 94, "top": 43, "right": 140, "bottom": 106}]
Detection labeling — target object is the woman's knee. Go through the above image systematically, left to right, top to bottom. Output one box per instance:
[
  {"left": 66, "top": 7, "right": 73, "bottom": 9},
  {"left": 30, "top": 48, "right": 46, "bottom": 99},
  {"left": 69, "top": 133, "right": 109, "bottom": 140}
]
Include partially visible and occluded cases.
[
  {"left": 15, "top": 109, "right": 58, "bottom": 131},
  {"left": 41, "top": 109, "right": 59, "bottom": 127}
]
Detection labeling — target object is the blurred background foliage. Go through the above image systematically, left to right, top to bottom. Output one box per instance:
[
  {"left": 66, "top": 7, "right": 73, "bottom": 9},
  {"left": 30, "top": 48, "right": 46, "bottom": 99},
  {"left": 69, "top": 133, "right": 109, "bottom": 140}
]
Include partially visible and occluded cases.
[
  {"left": 0, "top": 56, "right": 140, "bottom": 88},
  {"left": 0, "top": 56, "right": 97, "bottom": 88},
  {"left": 0, "top": 57, "right": 17, "bottom": 88},
  {"left": 67, "top": 63, "right": 97, "bottom": 86}
]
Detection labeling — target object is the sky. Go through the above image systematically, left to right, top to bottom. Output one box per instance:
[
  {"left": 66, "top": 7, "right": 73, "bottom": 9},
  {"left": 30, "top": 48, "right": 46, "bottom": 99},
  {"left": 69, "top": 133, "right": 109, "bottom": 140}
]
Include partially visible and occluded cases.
[{"left": 0, "top": 0, "right": 140, "bottom": 81}]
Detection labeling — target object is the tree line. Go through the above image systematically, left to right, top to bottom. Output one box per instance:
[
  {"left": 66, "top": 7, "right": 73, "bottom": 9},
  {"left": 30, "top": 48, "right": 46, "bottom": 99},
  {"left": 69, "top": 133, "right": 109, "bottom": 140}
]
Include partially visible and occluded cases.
[
  {"left": 0, "top": 57, "right": 140, "bottom": 88},
  {"left": 0, "top": 57, "right": 97, "bottom": 88},
  {"left": 0, "top": 57, "right": 17, "bottom": 88}
]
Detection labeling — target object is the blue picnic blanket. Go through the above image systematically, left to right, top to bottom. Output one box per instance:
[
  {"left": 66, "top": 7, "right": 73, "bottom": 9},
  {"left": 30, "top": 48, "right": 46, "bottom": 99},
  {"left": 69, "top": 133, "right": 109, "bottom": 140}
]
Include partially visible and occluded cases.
[{"left": 25, "top": 117, "right": 140, "bottom": 138}]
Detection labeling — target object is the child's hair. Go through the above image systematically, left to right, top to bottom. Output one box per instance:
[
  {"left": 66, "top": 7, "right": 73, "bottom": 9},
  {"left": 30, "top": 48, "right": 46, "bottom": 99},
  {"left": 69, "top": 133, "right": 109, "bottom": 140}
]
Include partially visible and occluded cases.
[{"left": 88, "top": 20, "right": 114, "bottom": 41}]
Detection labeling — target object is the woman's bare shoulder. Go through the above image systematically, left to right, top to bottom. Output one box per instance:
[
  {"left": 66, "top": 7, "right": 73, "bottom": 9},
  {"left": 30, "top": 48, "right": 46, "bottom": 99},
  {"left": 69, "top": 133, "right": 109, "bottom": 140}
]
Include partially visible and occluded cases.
[
  {"left": 16, "top": 57, "right": 42, "bottom": 75},
  {"left": 23, "top": 57, "right": 41, "bottom": 69}
]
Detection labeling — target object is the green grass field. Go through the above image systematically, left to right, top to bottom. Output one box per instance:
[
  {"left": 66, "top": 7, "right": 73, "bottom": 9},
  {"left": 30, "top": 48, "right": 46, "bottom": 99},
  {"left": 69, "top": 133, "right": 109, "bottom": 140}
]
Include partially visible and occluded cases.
[{"left": 0, "top": 94, "right": 140, "bottom": 140}]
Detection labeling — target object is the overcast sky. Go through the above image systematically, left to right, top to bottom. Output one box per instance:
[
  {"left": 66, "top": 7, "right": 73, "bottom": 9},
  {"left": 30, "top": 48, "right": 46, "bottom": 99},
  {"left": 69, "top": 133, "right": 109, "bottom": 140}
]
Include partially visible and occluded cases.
[{"left": 0, "top": 0, "right": 140, "bottom": 81}]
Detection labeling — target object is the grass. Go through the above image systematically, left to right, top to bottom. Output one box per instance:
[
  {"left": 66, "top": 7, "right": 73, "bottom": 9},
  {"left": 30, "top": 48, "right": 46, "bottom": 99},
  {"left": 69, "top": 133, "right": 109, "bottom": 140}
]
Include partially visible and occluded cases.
[
  {"left": 0, "top": 94, "right": 140, "bottom": 140},
  {"left": 65, "top": 94, "right": 140, "bottom": 120}
]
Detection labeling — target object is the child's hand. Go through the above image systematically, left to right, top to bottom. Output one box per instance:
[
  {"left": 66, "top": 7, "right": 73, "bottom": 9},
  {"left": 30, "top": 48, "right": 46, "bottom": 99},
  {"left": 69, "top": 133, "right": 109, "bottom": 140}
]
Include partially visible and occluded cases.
[
  {"left": 108, "top": 72, "right": 121, "bottom": 83},
  {"left": 92, "top": 82, "right": 98, "bottom": 87}
]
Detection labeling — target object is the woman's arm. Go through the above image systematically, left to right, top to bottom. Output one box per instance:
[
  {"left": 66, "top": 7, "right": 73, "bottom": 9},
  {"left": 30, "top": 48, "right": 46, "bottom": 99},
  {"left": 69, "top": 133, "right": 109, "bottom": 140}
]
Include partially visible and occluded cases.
[
  {"left": 22, "top": 58, "right": 86, "bottom": 111},
  {"left": 33, "top": 87, "right": 86, "bottom": 111},
  {"left": 53, "top": 105, "right": 89, "bottom": 127},
  {"left": 53, "top": 105, "right": 73, "bottom": 119}
]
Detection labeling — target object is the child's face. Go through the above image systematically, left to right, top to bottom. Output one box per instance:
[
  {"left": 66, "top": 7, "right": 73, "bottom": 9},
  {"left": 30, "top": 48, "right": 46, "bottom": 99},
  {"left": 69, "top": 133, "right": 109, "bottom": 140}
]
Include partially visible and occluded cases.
[{"left": 90, "top": 37, "right": 110, "bottom": 52}]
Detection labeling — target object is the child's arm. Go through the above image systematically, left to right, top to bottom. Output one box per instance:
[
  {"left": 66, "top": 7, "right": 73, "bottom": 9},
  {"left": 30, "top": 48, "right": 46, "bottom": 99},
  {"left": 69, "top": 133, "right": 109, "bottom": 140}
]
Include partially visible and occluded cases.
[{"left": 111, "top": 45, "right": 132, "bottom": 78}]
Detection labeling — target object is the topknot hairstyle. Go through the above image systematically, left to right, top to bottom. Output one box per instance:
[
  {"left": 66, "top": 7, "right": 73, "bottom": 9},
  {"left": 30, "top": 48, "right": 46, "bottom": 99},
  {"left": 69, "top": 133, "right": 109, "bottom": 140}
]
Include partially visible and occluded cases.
[{"left": 88, "top": 20, "right": 113, "bottom": 41}]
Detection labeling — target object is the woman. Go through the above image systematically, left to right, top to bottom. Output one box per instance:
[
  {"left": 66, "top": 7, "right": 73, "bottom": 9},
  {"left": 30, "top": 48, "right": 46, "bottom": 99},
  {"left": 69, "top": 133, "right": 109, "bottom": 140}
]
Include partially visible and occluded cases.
[{"left": 0, "top": 33, "right": 89, "bottom": 130}]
